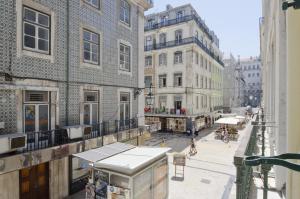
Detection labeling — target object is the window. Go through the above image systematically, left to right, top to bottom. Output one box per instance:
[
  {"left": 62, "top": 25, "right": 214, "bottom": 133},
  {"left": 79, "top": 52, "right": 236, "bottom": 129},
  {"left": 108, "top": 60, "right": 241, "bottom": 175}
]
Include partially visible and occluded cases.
[
  {"left": 84, "top": 0, "right": 100, "bottom": 9},
  {"left": 120, "top": 0, "right": 130, "bottom": 25},
  {"left": 23, "top": 7, "right": 50, "bottom": 54},
  {"left": 176, "top": 11, "right": 184, "bottom": 21},
  {"left": 160, "top": 16, "right": 168, "bottom": 25},
  {"left": 147, "top": 18, "right": 155, "bottom": 28},
  {"left": 83, "top": 29, "right": 100, "bottom": 65},
  {"left": 175, "top": 30, "right": 182, "bottom": 44},
  {"left": 195, "top": 31, "right": 199, "bottom": 39},
  {"left": 159, "top": 33, "right": 167, "bottom": 46},
  {"left": 145, "top": 36, "right": 152, "bottom": 47},
  {"left": 119, "top": 42, "right": 131, "bottom": 71},
  {"left": 174, "top": 51, "right": 182, "bottom": 64},
  {"left": 195, "top": 52, "right": 199, "bottom": 64},
  {"left": 159, "top": 53, "right": 167, "bottom": 66},
  {"left": 200, "top": 55, "right": 203, "bottom": 67},
  {"left": 145, "top": 56, "right": 152, "bottom": 67},
  {"left": 205, "top": 59, "right": 208, "bottom": 70},
  {"left": 209, "top": 62, "right": 211, "bottom": 72},
  {"left": 248, "top": 65, "right": 251, "bottom": 70},
  {"left": 252, "top": 65, "right": 255, "bottom": 69},
  {"left": 257, "top": 65, "right": 260, "bottom": 69},
  {"left": 244, "top": 66, "right": 247, "bottom": 70},
  {"left": 174, "top": 73, "right": 182, "bottom": 87},
  {"left": 257, "top": 73, "right": 259, "bottom": 77},
  {"left": 196, "top": 74, "right": 199, "bottom": 87},
  {"left": 248, "top": 74, "right": 251, "bottom": 77},
  {"left": 159, "top": 75, "right": 167, "bottom": 88},
  {"left": 144, "top": 76, "right": 152, "bottom": 88},
  {"left": 201, "top": 76, "right": 204, "bottom": 88},
  {"left": 205, "top": 77, "right": 207, "bottom": 89},
  {"left": 24, "top": 91, "right": 49, "bottom": 132},
  {"left": 83, "top": 91, "right": 99, "bottom": 125},
  {"left": 119, "top": 92, "right": 130, "bottom": 124},
  {"left": 159, "top": 96, "right": 167, "bottom": 109},
  {"left": 196, "top": 96, "right": 199, "bottom": 109}
]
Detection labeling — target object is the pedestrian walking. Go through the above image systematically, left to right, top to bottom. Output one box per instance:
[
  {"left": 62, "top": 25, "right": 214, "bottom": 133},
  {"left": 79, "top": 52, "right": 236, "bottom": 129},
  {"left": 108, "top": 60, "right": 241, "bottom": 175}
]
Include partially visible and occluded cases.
[{"left": 189, "top": 138, "right": 197, "bottom": 155}]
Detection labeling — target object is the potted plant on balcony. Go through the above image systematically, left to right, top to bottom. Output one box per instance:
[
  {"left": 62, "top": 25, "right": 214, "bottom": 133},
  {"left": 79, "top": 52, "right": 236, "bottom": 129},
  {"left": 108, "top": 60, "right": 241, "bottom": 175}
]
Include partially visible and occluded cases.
[{"left": 181, "top": 108, "right": 186, "bottom": 115}]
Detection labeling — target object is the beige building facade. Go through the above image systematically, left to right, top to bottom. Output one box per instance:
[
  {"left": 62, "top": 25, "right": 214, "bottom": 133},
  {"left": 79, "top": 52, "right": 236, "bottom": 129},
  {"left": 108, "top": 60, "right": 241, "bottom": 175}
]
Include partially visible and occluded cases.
[{"left": 144, "top": 4, "right": 224, "bottom": 120}]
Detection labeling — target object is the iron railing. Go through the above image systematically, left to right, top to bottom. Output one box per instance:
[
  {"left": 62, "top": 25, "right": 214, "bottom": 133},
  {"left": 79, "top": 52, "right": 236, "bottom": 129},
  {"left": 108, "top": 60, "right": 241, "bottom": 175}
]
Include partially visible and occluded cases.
[
  {"left": 145, "top": 15, "right": 212, "bottom": 40},
  {"left": 144, "top": 37, "right": 224, "bottom": 66},
  {"left": 145, "top": 107, "right": 186, "bottom": 115},
  {"left": 234, "top": 113, "right": 259, "bottom": 199},
  {"left": 24, "top": 118, "right": 139, "bottom": 152}
]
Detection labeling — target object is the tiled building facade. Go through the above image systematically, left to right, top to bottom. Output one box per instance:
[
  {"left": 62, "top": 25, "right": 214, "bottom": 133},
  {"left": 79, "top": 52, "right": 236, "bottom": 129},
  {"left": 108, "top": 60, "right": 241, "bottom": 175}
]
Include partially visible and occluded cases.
[{"left": 0, "top": 0, "right": 152, "bottom": 198}]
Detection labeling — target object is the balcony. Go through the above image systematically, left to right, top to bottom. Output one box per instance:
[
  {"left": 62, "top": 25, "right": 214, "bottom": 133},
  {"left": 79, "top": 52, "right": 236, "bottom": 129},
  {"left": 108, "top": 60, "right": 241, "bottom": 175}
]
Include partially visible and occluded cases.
[
  {"left": 145, "top": 15, "right": 212, "bottom": 40},
  {"left": 144, "top": 37, "right": 224, "bottom": 66},
  {"left": 144, "top": 107, "right": 187, "bottom": 116},
  {"left": 17, "top": 118, "right": 139, "bottom": 153}
]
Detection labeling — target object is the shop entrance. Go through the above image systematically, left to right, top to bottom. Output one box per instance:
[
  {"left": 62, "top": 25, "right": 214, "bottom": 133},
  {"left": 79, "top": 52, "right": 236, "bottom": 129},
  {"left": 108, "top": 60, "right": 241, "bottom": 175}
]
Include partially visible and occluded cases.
[{"left": 20, "top": 162, "right": 49, "bottom": 199}]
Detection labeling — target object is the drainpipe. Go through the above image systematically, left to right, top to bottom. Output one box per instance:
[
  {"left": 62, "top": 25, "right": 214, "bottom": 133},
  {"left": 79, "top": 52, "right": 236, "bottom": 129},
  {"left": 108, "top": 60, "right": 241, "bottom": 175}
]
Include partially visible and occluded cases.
[{"left": 65, "top": 1, "right": 70, "bottom": 126}]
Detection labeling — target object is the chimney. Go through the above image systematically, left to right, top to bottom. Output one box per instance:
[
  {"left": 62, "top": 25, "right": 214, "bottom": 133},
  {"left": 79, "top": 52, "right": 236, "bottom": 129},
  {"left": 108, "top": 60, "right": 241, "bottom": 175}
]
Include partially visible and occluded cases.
[{"left": 166, "top": 4, "right": 173, "bottom": 11}]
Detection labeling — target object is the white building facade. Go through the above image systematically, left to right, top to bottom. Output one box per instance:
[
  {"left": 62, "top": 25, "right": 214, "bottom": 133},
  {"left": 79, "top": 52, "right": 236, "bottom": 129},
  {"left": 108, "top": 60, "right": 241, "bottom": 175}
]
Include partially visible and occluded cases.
[
  {"left": 144, "top": 4, "right": 224, "bottom": 119},
  {"left": 240, "top": 57, "right": 262, "bottom": 107}
]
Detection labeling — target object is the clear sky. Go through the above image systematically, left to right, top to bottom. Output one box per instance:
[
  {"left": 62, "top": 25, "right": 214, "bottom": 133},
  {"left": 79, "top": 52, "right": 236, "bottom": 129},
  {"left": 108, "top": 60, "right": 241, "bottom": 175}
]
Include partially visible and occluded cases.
[{"left": 145, "top": 0, "right": 262, "bottom": 59}]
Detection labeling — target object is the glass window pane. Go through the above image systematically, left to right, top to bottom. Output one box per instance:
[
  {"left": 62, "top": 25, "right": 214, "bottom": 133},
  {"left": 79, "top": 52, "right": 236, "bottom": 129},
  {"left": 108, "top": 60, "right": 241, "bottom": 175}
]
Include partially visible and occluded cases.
[
  {"left": 91, "top": 0, "right": 99, "bottom": 8},
  {"left": 24, "top": 8, "right": 36, "bottom": 22},
  {"left": 38, "top": 13, "right": 49, "bottom": 27},
  {"left": 24, "top": 23, "right": 35, "bottom": 36},
  {"left": 38, "top": 28, "right": 49, "bottom": 40},
  {"left": 83, "top": 31, "right": 90, "bottom": 41},
  {"left": 91, "top": 33, "right": 99, "bottom": 43},
  {"left": 24, "top": 35, "right": 35, "bottom": 48},
  {"left": 38, "top": 39, "right": 49, "bottom": 51},
  {"left": 84, "top": 42, "right": 90, "bottom": 51},
  {"left": 91, "top": 44, "right": 98, "bottom": 53},
  {"left": 120, "top": 44, "right": 124, "bottom": 52},
  {"left": 84, "top": 51, "right": 90, "bottom": 61},
  {"left": 92, "top": 53, "right": 98, "bottom": 63},
  {"left": 125, "top": 103, "right": 130, "bottom": 120},
  {"left": 84, "top": 104, "right": 90, "bottom": 125},
  {"left": 92, "top": 104, "right": 98, "bottom": 124},
  {"left": 120, "top": 104, "right": 124, "bottom": 121},
  {"left": 24, "top": 105, "right": 35, "bottom": 132},
  {"left": 39, "top": 105, "right": 49, "bottom": 131}
]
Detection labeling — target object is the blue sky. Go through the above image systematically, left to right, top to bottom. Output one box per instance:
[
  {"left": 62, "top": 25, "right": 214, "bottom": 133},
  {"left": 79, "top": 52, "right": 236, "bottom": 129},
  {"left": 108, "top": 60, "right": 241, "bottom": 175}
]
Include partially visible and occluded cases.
[{"left": 145, "top": 0, "right": 262, "bottom": 58}]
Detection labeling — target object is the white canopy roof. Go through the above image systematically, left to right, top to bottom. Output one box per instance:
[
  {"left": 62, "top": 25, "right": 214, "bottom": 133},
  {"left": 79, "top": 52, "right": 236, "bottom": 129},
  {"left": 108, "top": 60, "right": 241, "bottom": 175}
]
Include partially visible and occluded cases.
[
  {"left": 220, "top": 113, "right": 237, "bottom": 118},
  {"left": 215, "top": 117, "right": 239, "bottom": 125},
  {"left": 73, "top": 142, "right": 136, "bottom": 163},
  {"left": 94, "top": 147, "right": 171, "bottom": 175}
]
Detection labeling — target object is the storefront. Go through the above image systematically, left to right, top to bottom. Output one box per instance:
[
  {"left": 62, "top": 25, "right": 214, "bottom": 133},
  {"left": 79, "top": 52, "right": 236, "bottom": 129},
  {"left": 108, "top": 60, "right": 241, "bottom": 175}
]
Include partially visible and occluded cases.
[{"left": 74, "top": 142, "right": 171, "bottom": 199}]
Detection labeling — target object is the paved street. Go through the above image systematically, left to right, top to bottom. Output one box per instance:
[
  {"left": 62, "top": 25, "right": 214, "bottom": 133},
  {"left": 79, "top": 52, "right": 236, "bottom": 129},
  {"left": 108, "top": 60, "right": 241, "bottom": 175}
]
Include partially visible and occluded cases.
[{"left": 144, "top": 126, "right": 248, "bottom": 199}]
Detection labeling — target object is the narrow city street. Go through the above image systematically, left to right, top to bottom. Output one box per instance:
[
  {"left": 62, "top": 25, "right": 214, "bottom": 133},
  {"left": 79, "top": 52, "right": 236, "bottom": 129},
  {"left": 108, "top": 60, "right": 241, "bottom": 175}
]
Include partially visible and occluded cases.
[{"left": 143, "top": 126, "right": 249, "bottom": 199}]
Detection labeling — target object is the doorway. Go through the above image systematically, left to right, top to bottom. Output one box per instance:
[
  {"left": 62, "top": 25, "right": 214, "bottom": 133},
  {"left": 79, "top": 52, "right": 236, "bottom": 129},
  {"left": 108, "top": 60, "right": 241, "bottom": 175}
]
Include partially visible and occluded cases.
[{"left": 20, "top": 162, "right": 49, "bottom": 199}]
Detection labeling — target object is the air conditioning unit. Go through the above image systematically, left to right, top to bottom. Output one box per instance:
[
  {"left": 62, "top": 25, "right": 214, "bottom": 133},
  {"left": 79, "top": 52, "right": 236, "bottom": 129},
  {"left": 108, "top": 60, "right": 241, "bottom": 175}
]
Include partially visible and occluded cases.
[
  {"left": 62, "top": 125, "right": 93, "bottom": 140},
  {"left": 0, "top": 133, "right": 27, "bottom": 155}
]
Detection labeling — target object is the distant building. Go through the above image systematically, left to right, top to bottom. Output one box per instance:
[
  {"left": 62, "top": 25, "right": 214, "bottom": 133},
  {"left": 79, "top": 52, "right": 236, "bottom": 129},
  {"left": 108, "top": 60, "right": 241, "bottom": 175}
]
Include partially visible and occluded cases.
[
  {"left": 144, "top": 4, "right": 224, "bottom": 125},
  {"left": 223, "top": 54, "right": 245, "bottom": 108},
  {"left": 240, "top": 56, "right": 262, "bottom": 107}
]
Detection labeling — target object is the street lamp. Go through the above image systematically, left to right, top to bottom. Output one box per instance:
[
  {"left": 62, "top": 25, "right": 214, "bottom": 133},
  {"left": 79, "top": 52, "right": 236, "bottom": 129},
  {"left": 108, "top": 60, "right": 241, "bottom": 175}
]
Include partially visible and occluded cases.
[{"left": 146, "top": 83, "right": 154, "bottom": 106}]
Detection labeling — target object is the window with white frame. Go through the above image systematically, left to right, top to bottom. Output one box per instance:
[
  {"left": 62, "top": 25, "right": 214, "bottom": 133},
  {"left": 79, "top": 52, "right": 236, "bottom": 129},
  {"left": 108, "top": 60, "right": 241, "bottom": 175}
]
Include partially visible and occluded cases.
[
  {"left": 84, "top": 0, "right": 100, "bottom": 9},
  {"left": 120, "top": 0, "right": 130, "bottom": 25},
  {"left": 23, "top": 7, "right": 50, "bottom": 54},
  {"left": 176, "top": 11, "right": 184, "bottom": 20},
  {"left": 160, "top": 16, "right": 168, "bottom": 24},
  {"left": 83, "top": 29, "right": 100, "bottom": 65},
  {"left": 175, "top": 29, "right": 182, "bottom": 44},
  {"left": 159, "top": 33, "right": 167, "bottom": 46},
  {"left": 145, "top": 36, "right": 152, "bottom": 47},
  {"left": 119, "top": 42, "right": 131, "bottom": 71},
  {"left": 174, "top": 51, "right": 182, "bottom": 64},
  {"left": 159, "top": 53, "right": 167, "bottom": 66},
  {"left": 145, "top": 56, "right": 152, "bottom": 67},
  {"left": 174, "top": 73, "right": 182, "bottom": 87},
  {"left": 159, "top": 74, "right": 167, "bottom": 88},
  {"left": 196, "top": 74, "right": 199, "bottom": 87},
  {"left": 144, "top": 76, "right": 152, "bottom": 88},
  {"left": 201, "top": 76, "right": 203, "bottom": 88},
  {"left": 23, "top": 91, "right": 49, "bottom": 132},
  {"left": 83, "top": 91, "right": 99, "bottom": 125},
  {"left": 119, "top": 92, "right": 130, "bottom": 122},
  {"left": 159, "top": 96, "right": 167, "bottom": 109},
  {"left": 196, "top": 96, "right": 199, "bottom": 109}
]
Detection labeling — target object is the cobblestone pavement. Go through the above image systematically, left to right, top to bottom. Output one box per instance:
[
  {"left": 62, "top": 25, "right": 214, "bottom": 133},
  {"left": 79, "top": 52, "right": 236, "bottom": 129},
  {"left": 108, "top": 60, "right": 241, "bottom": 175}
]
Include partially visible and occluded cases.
[{"left": 143, "top": 126, "right": 249, "bottom": 199}]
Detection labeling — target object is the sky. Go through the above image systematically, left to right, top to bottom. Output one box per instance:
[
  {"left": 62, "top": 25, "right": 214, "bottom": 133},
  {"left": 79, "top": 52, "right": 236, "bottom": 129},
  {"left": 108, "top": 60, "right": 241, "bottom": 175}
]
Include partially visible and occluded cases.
[{"left": 145, "top": 0, "right": 262, "bottom": 59}]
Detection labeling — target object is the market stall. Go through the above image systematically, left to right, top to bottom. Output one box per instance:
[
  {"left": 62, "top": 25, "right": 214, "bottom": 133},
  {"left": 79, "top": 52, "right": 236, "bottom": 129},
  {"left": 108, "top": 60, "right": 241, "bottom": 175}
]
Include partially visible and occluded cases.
[
  {"left": 214, "top": 117, "right": 239, "bottom": 141},
  {"left": 73, "top": 142, "right": 171, "bottom": 199}
]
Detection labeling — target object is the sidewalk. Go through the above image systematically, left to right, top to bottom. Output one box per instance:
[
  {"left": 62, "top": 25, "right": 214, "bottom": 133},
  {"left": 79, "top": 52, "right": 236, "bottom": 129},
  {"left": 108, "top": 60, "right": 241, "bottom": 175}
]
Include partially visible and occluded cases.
[{"left": 145, "top": 126, "right": 249, "bottom": 199}]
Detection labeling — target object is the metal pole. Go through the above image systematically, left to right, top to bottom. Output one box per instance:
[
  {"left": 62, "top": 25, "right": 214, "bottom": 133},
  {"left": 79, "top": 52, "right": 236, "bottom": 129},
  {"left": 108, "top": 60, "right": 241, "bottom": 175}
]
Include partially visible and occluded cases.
[{"left": 261, "top": 164, "right": 271, "bottom": 199}]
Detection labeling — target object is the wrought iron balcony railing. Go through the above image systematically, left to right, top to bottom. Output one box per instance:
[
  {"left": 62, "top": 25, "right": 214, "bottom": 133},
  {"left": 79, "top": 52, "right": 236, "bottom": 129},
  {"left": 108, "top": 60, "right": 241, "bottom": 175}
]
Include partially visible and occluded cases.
[
  {"left": 145, "top": 15, "right": 212, "bottom": 40},
  {"left": 144, "top": 37, "right": 224, "bottom": 66},
  {"left": 24, "top": 118, "right": 139, "bottom": 153}
]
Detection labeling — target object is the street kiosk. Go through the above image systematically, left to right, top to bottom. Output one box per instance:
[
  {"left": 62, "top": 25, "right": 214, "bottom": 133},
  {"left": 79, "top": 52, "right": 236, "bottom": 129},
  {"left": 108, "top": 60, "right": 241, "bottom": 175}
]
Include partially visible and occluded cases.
[{"left": 74, "top": 142, "right": 171, "bottom": 199}]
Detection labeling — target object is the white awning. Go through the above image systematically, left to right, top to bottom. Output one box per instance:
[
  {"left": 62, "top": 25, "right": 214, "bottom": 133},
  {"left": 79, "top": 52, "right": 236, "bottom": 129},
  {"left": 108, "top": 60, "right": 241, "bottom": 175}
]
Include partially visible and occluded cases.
[
  {"left": 215, "top": 117, "right": 239, "bottom": 125},
  {"left": 73, "top": 142, "right": 136, "bottom": 163},
  {"left": 94, "top": 147, "right": 171, "bottom": 175}
]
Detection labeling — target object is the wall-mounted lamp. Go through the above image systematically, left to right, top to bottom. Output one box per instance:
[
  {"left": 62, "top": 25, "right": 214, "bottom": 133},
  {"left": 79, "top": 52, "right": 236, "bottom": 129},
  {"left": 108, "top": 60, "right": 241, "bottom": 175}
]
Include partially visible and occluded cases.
[{"left": 282, "top": 0, "right": 300, "bottom": 10}]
